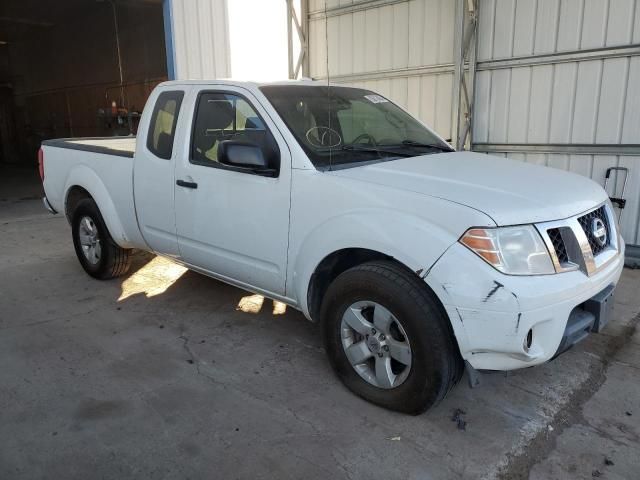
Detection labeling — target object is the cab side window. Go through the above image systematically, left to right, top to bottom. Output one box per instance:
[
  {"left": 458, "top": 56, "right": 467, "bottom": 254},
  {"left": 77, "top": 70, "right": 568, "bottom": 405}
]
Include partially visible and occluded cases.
[
  {"left": 147, "top": 90, "right": 184, "bottom": 159},
  {"left": 190, "top": 92, "right": 279, "bottom": 173}
]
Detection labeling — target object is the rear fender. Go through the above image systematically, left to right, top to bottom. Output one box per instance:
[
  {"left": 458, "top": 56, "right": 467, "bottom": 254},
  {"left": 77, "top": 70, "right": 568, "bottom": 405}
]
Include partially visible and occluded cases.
[{"left": 64, "top": 165, "right": 131, "bottom": 247}]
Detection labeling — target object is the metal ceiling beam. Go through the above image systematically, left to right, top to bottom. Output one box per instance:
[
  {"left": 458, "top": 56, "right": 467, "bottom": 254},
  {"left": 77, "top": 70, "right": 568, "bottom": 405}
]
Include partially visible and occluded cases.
[
  {"left": 308, "top": 0, "right": 408, "bottom": 19},
  {"left": 477, "top": 44, "right": 640, "bottom": 71},
  {"left": 313, "top": 63, "right": 455, "bottom": 83},
  {"left": 473, "top": 143, "right": 640, "bottom": 156}
]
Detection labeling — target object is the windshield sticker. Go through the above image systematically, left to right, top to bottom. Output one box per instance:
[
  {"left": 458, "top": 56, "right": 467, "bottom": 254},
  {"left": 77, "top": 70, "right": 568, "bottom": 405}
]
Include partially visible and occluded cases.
[{"left": 364, "top": 94, "right": 389, "bottom": 104}]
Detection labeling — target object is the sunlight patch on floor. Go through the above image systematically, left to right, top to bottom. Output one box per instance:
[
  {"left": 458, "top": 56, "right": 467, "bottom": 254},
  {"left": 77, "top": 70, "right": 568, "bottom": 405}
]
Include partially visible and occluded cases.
[
  {"left": 118, "top": 256, "right": 188, "bottom": 301},
  {"left": 237, "top": 294, "right": 265, "bottom": 313},
  {"left": 236, "top": 295, "right": 288, "bottom": 315},
  {"left": 272, "top": 301, "right": 287, "bottom": 315}
]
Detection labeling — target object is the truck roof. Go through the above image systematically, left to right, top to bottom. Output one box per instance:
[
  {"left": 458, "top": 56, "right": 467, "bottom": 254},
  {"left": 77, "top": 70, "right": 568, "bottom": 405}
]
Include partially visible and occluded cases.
[{"left": 157, "top": 79, "right": 351, "bottom": 89}]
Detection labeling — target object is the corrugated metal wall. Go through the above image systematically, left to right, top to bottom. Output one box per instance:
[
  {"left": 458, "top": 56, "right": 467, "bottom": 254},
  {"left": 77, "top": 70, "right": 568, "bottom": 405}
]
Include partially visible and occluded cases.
[
  {"left": 166, "top": 0, "right": 231, "bottom": 80},
  {"left": 307, "top": 0, "right": 640, "bottom": 245},
  {"left": 309, "top": 0, "right": 457, "bottom": 139},
  {"left": 473, "top": 0, "right": 640, "bottom": 245}
]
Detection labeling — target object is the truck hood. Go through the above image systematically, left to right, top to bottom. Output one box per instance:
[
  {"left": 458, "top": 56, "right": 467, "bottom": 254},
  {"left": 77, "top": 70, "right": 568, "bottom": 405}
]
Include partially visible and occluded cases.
[{"left": 330, "top": 151, "right": 608, "bottom": 225}]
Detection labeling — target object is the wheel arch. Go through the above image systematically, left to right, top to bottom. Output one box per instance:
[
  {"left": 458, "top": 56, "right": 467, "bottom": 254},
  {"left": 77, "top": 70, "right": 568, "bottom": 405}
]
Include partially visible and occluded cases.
[
  {"left": 63, "top": 165, "right": 131, "bottom": 247},
  {"left": 65, "top": 185, "right": 92, "bottom": 222},
  {"left": 291, "top": 209, "right": 460, "bottom": 318},
  {"left": 299, "top": 239, "right": 468, "bottom": 361},
  {"left": 305, "top": 248, "right": 453, "bottom": 328},
  {"left": 307, "top": 248, "right": 392, "bottom": 322}
]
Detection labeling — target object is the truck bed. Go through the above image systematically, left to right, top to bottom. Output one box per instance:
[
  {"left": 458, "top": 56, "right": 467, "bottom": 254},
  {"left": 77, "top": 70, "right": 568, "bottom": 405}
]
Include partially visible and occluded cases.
[
  {"left": 41, "top": 135, "right": 144, "bottom": 249},
  {"left": 42, "top": 136, "right": 136, "bottom": 158}
]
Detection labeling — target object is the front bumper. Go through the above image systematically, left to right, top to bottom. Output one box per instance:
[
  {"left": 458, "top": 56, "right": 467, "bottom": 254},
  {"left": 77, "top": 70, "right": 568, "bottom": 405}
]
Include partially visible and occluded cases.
[
  {"left": 426, "top": 241, "right": 625, "bottom": 371},
  {"left": 552, "top": 283, "right": 615, "bottom": 358}
]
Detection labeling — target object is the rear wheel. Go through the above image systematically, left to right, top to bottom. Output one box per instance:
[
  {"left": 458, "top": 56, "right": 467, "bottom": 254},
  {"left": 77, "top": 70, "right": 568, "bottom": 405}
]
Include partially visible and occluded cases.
[
  {"left": 71, "top": 198, "right": 131, "bottom": 279},
  {"left": 321, "top": 260, "right": 463, "bottom": 414}
]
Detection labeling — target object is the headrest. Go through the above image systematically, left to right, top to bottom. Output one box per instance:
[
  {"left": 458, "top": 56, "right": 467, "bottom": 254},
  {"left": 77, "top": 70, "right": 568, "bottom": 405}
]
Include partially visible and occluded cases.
[{"left": 200, "top": 100, "right": 234, "bottom": 130}]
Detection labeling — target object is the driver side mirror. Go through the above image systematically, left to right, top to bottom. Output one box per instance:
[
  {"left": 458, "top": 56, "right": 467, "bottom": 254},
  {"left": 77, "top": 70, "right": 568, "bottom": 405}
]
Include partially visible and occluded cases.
[{"left": 217, "top": 140, "right": 276, "bottom": 176}]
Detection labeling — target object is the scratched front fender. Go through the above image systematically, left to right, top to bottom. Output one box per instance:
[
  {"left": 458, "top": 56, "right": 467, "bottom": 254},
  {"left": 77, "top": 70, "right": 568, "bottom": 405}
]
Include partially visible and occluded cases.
[{"left": 426, "top": 243, "right": 521, "bottom": 314}]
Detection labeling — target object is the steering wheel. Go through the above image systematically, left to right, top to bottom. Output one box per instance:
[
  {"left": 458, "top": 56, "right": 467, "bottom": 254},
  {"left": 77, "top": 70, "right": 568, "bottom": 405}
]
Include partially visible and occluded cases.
[
  {"left": 305, "top": 126, "right": 342, "bottom": 148},
  {"left": 351, "top": 133, "right": 377, "bottom": 146}
]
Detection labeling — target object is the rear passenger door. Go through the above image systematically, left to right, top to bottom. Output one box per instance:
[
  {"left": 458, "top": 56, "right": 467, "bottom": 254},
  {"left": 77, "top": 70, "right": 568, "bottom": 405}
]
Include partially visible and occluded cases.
[
  {"left": 133, "top": 87, "right": 187, "bottom": 257},
  {"left": 173, "top": 87, "right": 291, "bottom": 295}
]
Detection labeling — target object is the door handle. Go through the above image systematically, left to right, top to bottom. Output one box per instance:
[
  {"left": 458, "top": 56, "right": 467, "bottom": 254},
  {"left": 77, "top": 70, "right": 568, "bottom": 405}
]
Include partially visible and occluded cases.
[{"left": 176, "top": 179, "right": 198, "bottom": 189}]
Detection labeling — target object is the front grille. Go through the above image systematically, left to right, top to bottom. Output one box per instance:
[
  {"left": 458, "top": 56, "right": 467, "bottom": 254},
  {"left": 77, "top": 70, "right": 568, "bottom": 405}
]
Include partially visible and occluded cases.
[
  {"left": 539, "top": 203, "right": 618, "bottom": 276},
  {"left": 577, "top": 206, "right": 610, "bottom": 256},
  {"left": 547, "top": 228, "right": 568, "bottom": 264}
]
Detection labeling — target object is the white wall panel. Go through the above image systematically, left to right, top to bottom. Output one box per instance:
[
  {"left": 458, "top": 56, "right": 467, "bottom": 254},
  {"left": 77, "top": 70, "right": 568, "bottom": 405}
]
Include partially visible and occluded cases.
[
  {"left": 169, "top": 0, "right": 230, "bottom": 80},
  {"left": 308, "top": 0, "right": 640, "bottom": 244},
  {"left": 308, "top": 0, "right": 456, "bottom": 140},
  {"left": 422, "top": 0, "right": 445, "bottom": 65},
  {"left": 472, "top": 0, "right": 640, "bottom": 243},
  {"left": 477, "top": 0, "right": 497, "bottom": 60},
  {"left": 478, "top": 0, "right": 637, "bottom": 60},
  {"left": 493, "top": 0, "right": 516, "bottom": 58},
  {"left": 513, "top": 0, "right": 537, "bottom": 56},
  {"left": 533, "top": 0, "right": 560, "bottom": 54},
  {"left": 556, "top": 0, "right": 584, "bottom": 51},
  {"left": 580, "top": 0, "right": 608, "bottom": 49},
  {"left": 606, "top": 0, "right": 636, "bottom": 46},
  {"left": 406, "top": 1, "right": 423, "bottom": 66},
  {"left": 392, "top": 2, "right": 409, "bottom": 69},
  {"left": 635, "top": 3, "right": 640, "bottom": 43},
  {"left": 378, "top": 6, "right": 394, "bottom": 70},
  {"left": 364, "top": 8, "right": 379, "bottom": 71},
  {"left": 352, "top": 11, "right": 366, "bottom": 72},
  {"left": 338, "top": 14, "right": 353, "bottom": 74},
  {"left": 327, "top": 15, "right": 340, "bottom": 75},
  {"left": 474, "top": 56, "right": 640, "bottom": 148},
  {"left": 621, "top": 56, "right": 640, "bottom": 143},
  {"left": 596, "top": 58, "right": 629, "bottom": 143},
  {"left": 570, "top": 60, "right": 601, "bottom": 143},
  {"left": 548, "top": 63, "right": 577, "bottom": 143},
  {"left": 527, "top": 65, "right": 553, "bottom": 143},
  {"left": 506, "top": 67, "right": 531, "bottom": 142},
  {"left": 488, "top": 69, "right": 510, "bottom": 142},
  {"left": 474, "top": 70, "right": 492, "bottom": 142},
  {"left": 507, "top": 153, "right": 640, "bottom": 245}
]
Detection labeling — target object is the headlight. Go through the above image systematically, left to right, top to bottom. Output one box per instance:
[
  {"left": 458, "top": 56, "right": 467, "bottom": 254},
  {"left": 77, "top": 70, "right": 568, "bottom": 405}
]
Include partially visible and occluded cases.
[{"left": 460, "top": 225, "right": 555, "bottom": 275}]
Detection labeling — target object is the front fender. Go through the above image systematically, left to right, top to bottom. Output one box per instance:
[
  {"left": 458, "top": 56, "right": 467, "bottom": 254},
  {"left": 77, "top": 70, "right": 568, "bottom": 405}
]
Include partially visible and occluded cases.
[
  {"left": 64, "top": 165, "right": 131, "bottom": 247},
  {"left": 291, "top": 208, "right": 460, "bottom": 319}
]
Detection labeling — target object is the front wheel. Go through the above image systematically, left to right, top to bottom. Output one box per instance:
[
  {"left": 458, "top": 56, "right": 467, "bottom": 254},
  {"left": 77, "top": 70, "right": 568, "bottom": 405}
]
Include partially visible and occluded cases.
[
  {"left": 71, "top": 198, "right": 131, "bottom": 279},
  {"left": 320, "top": 260, "right": 463, "bottom": 414}
]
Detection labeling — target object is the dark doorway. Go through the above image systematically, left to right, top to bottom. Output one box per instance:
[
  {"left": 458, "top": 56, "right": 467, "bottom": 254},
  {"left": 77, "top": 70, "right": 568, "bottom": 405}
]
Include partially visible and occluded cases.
[{"left": 0, "top": 0, "right": 167, "bottom": 174}]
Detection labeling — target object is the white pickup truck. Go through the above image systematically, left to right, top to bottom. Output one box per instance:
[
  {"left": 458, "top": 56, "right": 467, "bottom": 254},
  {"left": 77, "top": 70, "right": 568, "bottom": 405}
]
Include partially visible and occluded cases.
[{"left": 41, "top": 80, "right": 624, "bottom": 414}]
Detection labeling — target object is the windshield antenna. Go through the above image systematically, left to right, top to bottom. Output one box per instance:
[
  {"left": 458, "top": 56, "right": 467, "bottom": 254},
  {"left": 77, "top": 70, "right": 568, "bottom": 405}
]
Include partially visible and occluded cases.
[{"left": 324, "top": 0, "right": 333, "bottom": 171}]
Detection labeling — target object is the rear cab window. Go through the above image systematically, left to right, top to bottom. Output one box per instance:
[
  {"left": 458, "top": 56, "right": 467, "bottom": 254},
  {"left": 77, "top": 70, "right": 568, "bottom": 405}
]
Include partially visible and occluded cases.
[{"left": 147, "top": 90, "right": 184, "bottom": 159}]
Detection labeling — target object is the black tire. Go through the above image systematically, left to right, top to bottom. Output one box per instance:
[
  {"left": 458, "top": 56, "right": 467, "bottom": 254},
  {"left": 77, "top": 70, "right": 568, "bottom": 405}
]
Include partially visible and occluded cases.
[
  {"left": 71, "top": 198, "right": 131, "bottom": 279},
  {"left": 320, "top": 260, "right": 463, "bottom": 414}
]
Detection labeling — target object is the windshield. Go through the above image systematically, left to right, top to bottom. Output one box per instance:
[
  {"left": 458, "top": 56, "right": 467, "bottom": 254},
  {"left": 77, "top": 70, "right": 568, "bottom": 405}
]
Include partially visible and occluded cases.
[{"left": 260, "top": 85, "right": 453, "bottom": 169}]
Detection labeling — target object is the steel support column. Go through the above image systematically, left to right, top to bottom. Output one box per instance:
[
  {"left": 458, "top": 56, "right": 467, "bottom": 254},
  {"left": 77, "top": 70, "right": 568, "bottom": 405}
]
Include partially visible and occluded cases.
[
  {"left": 287, "top": 0, "right": 309, "bottom": 79},
  {"left": 451, "top": 0, "right": 478, "bottom": 151}
]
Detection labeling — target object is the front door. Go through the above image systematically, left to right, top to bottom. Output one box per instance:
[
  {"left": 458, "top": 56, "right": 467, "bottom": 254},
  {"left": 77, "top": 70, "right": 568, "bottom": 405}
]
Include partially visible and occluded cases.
[{"left": 174, "top": 87, "right": 291, "bottom": 295}]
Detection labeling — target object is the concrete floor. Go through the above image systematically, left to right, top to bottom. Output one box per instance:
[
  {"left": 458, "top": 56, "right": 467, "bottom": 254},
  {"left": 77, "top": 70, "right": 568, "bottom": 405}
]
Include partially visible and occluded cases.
[{"left": 1, "top": 167, "right": 639, "bottom": 479}]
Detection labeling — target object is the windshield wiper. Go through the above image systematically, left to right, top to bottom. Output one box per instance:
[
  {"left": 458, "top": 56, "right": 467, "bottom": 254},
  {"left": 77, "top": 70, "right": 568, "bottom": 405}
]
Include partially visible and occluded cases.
[
  {"left": 399, "top": 140, "right": 454, "bottom": 151},
  {"left": 341, "top": 144, "right": 415, "bottom": 157}
]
